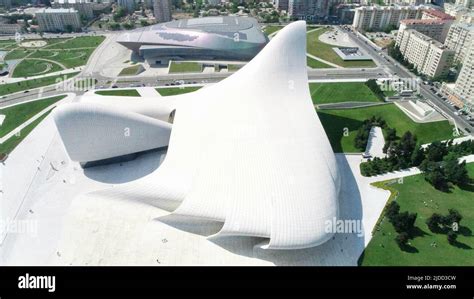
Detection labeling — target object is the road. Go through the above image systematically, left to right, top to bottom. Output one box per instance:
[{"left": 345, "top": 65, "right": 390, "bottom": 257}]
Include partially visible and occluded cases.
[{"left": 345, "top": 27, "right": 473, "bottom": 135}]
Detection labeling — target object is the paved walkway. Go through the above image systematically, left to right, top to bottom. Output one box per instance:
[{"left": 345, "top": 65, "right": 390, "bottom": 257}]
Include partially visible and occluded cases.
[{"left": 136, "top": 87, "right": 160, "bottom": 97}]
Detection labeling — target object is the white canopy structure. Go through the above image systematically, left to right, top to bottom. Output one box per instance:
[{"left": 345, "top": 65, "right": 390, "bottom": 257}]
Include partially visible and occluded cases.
[{"left": 53, "top": 21, "right": 341, "bottom": 249}]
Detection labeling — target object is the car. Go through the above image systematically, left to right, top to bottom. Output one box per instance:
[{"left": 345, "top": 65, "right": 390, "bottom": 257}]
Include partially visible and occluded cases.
[
  {"left": 111, "top": 85, "right": 118, "bottom": 88},
  {"left": 23, "top": 90, "right": 29, "bottom": 93}
]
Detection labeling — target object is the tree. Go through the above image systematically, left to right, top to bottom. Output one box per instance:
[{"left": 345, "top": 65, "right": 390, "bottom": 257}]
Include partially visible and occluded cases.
[
  {"left": 411, "top": 146, "right": 425, "bottom": 166},
  {"left": 424, "top": 167, "right": 448, "bottom": 191},
  {"left": 385, "top": 201, "right": 400, "bottom": 222},
  {"left": 446, "top": 209, "right": 462, "bottom": 226},
  {"left": 426, "top": 213, "right": 442, "bottom": 232},
  {"left": 447, "top": 230, "right": 457, "bottom": 245},
  {"left": 395, "top": 232, "right": 410, "bottom": 248}
]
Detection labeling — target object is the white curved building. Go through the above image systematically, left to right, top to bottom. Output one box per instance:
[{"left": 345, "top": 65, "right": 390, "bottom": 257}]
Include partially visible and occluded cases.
[{"left": 53, "top": 21, "right": 341, "bottom": 250}]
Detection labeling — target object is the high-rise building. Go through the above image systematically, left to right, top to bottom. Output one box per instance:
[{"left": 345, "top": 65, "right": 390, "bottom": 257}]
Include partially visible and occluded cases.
[
  {"left": 0, "top": 0, "right": 11, "bottom": 8},
  {"left": 53, "top": 0, "right": 94, "bottom": 19},
  {"left": 117, "top": 0, "right": 135, "bottom": 11},
  {"left": 153, "top": 0, "right": 171, "bottom": 23},
  {"left": 276, "top": 0, "right": 289, "bottom": 11},
  {"left": 288, "top": 0, "right": 331, "bottom": 22},
  {"left": 455, "top": 0, "right": 472, "bottom": 9},
  {"left": 352, "top": 5, "right": 424, "bottom": 31},
  {"left": 36, "top": 8, "right": 82, "bottom": 32},
  {"left": 421, "top": 8, "right": 457, "bottom": 21},
  {"left": 396, "top": 18, "right": 453, "bottom": 43},
  {"left": 444, "top": 22, "right": 474, "bottom": 63},
  {"left": 397, "top": 29, "right": 455, "bottom": 78},
  {"left": 454, "top": 42, "right": 474, "bottom": 105}
]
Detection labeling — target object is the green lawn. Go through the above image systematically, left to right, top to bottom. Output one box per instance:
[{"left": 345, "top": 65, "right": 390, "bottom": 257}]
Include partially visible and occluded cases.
[
  {"left": 263, "top": 25, "right": 283, "bottom": 36},
  {"left": 307, "top": 28, "right": 376, "bottom": 68},
  {"left": 45, "top": 36, "right": 105, "bottom": 49},
  {"left": 30, "top": 48, "right": 95, "bottom": 69},
  {"left": 4, "top": 49, "right": 33, "bottom": 60},
  {"left": 307, "top": 56, "right": 333, "bottom": 69},
  {"left": 12, "top": 59, "right": 64, "bottom": 78},
  {"left": 169, "top": 61, "right": 202, "bottom": 73},
  {"left": 227, "top": 64, "right": 244, "bottom": 71},
  {"left": 119, "top": 65, "right": 142, "bottom": 76},
  {"left": 0, "top": 72, "right": 79, "bottom": 96},
  {"left": 310, "top": 82, "right": 381, "bottom": 104},
  {"left": 156, "top": 86, "right": 202, "bottom": 96},
  {"left": 95, "top": 89, "right": 140, "bottom": 97},
  {"left": 0, "top": 95, "right": 66, "bottom": 138},
  {"left": 317, "top": 104, "right": 454, "bottom": 153},
  {"left": 0, "top": 109, "right": 53, "bottom": 155},
  {"left": 359, "top": 163, "right": 474, "bottom": 266}
]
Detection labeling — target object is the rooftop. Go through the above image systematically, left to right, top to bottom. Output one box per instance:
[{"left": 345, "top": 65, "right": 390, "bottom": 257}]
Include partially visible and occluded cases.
[
  {"left": 36, "top": 7, "right": 79, "bottom": 13},
  {"left": 422, "top": 9, "right": 456, "bottom": 20},
  {"left": 400, "top": 18, "right": 451, "bottom": 25}
]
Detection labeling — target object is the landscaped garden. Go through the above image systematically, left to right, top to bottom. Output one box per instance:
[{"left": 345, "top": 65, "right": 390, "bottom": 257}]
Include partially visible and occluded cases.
[
  {"left": 306, "top": 28, "right": 376, "bottom": 68},
  {"left": 306, "top": 56, "right": 333, "bottom": 69},
  {"left": 12, "top": 59, "right": 63, "bottom": 78},
  {"left": 168, "top": 61, "right": 202, "bottom": 73},
  {"left": 0, "top": 72, "right": 79, "bottom": 96},
  {"left": 310, "top": 82, "right": 382, "bottom": 104},
  {"left": 156, "top": 86, "right": 202, "bottom": 96},
  {"left": 95, "top": 89, "right": 141, "bottom": 97},
  {"left": 0, "top": 95, "right": 66, "bottom": 138},
  {"left": 317, "top": 104, "right": 454, "bottom": 153},
  {"left": 359, "top": 162, "right": 474, "bottom": 266}
]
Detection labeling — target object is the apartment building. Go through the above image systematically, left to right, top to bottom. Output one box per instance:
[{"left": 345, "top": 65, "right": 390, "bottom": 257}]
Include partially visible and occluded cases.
[
  {"left": 53, "top": 0, "right": 94, "bottom": 19},
  {"left": 117, "top": 0, "right": 135, "bottom": 11},
  {"left": 153, "top": 0, "right": 171, "bottom": 23},
  {"left": 288, "top": 0, "right": 331, "bottom": 21},
  {"left": 352, "top": 5, "right": 424, "bottom": 31},
  {"left": 36, "top": 8, "right": 81, "bottom": 32},
  {"left": 421, "top": 8, "right": 457, "bottom": 21},
  {"left": 396, "top": 18, "right": 453, "bottom": 43},
  {"left": 444, "top": 22, "right": 474, "bottom": 63},
  {"left": 397, "top": 29, "right": 454, "bottom": 78},
  {"left": 454, "top": 43, "right": 474, "bottom": 104}
]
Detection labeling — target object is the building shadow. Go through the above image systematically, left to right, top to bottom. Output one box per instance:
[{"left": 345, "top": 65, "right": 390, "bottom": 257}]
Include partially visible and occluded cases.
[
  {"left": 316, "top": 112, "right": 365, "bottom": 153},
  {"left": 83, "top": 149, "right": 166, "bottom": 184}
]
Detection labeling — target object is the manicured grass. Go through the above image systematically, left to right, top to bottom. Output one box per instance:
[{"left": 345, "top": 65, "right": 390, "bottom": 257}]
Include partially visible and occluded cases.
[
  {"left": 263, "top": 25, "right": 283, "bottom": 36},
  {"left": 306, "top": 28, "right": 376, "bottom": 68},
  {"left": 45, "top": 36, "right": 105, "bottom": 49},
  {"left": 30, "top": 48, "right": 95, "bottom": 69},
  {"left": 4, "top": 49, "right": 33, "bottom": 60},
  {"left": 306, "top": 56, "right": 333, "bottom": 69},
  {"left": 12, "top": 59, "right": 64, "bottom": 78},
  {"left": 169, "top": 61, "right": 202, "bottom": 73},
  {"left": 227, "top": 64, "right": 243, "bottom": 71},
  {"left": 119, "top": 65, "right": 142, "bottom": 76},
  {"left": 0, "top": 72, "right": 79, "bottom": 96},
  {"left": 310, "top": 82, "right": 381, "bottom": 104},
  {"left": 156, "top": 86, "right": 202, "bottom": 96},
  {"left": 95, "top": 89, "right": 140, "bottom": 97},
  {"left": 0, "top": 95, "right": 66, "bottom": 138},
  {"left": 317, "top": 104, "right": 454, "bottom": 153},
  {"left": 0, "top": 109, "right": 53, "bottom": 155},
  {"left": 359, "top": 163, "right": 474, "bottom": 266}
]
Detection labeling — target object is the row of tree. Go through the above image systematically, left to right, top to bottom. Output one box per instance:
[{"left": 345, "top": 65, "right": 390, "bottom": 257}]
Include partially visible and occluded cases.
[{"left": 385, "top": 201, "right": 418, "bottom": 248}]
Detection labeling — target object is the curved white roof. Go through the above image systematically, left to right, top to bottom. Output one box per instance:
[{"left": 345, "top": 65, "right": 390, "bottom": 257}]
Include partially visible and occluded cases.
[{"left": 54, "top": 21, "right": 340, "bottom": 249}]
